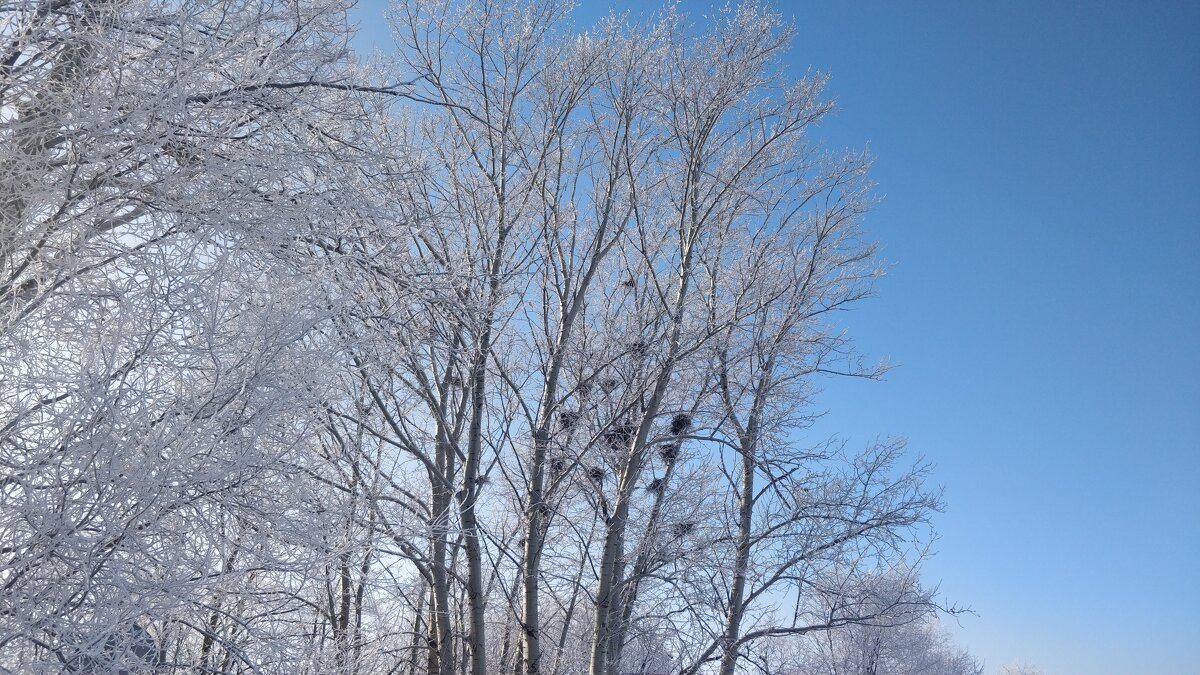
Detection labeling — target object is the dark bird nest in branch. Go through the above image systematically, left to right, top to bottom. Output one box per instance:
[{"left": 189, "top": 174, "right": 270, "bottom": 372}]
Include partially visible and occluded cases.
[
  {"left": 630, "top": 340, "right": 649, "bottom": 358},
  {"left": 559, "top": 410, "right": 580, "bottom": 430},
  {"left": 604, "top": 421, "right": 636, "bottom": 450}
]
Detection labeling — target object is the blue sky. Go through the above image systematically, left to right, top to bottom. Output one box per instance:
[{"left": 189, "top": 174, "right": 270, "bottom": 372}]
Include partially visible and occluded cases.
[{"left": 349, "top": 2, "right": 1200, "bottom": 672}]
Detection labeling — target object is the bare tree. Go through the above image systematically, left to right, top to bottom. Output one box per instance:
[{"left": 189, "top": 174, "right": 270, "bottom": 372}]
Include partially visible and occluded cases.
[
  {"left": 1, "top": 0, "right": 409, "bottom": 670},
  {"left": 2, "top": 1, "right": 976, "bottom": 673},
  {"left": 796, "top": 602, "right": 984, "bottom": 675},
  {"left": 997, "top": 664, "right": 1047, "bottom": 675}
]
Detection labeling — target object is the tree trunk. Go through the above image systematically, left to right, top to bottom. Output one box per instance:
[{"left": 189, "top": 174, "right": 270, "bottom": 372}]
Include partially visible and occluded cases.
[
  {"left": 590, "top": 214, "right": 700, "bottom": 675},
  {"left": 521, "top": 427, "right": 550, "bottom": 673},
  {"left": 717, "top": 432, "right": 756, "bottom": 675},
  {"left": 607, "top": 450, "right": 680, "bottom": 674},
  {"left": 430, "top": 453, "right": 455, "bottom": 675},
  {"left": 588, "top": 474, "right": 637, "bottom": 675}
]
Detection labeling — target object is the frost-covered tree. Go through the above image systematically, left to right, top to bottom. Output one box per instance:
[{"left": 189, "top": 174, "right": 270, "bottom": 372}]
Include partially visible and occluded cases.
[
  {"left": 1, "top": 0, "right": 408, "bottom": 670},
  {"left": 2, "top": 0, "right": 975, "bottom": 673},
  {"left": 797, "top": 609, "right": 984, "bottom": 675},
  {"left": 997, "top": 664, "right": 1047, "bottom": 675}
]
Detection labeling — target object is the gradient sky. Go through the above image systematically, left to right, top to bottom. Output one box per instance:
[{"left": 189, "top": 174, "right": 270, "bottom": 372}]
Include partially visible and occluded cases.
[{"left": 349, "top": 2, "right": 1200, "bottom": 673}]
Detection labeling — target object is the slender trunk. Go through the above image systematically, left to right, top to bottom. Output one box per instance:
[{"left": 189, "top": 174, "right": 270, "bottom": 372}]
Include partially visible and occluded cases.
[
  {"left": 523, "top": 130, "right": 625, "bottom": 675},
  {"left": 589, "top": 215, "right": 699, "bottom": 675},
  {"left": 459, "top": 242, "right": 506, "bottom": 675},
  {"left": 523, "top": 307, "right": 605, "bottom": 674},
  {"left": 714, "top": 348, "right": 771, "bottom": 675},
  {"left": 589, "top": 417, "right": 672, "bottom": 675},
  {"left": 590, "top": 421, "right": 670, "bottom": 672},
  {"left": 521, "top": 427, "right": 550, "bottom": 674},
  {"left": 717, "top": 432, "right": 756, "bottom": 675},
  {"left": 458, "top": 438, "right": 487, "bottom": 675},
  {"left": 429, "top": 451, "right": 455, "bottom": 675},
  {"left": 607, "top": 451, "right": 679, "bottom": 673},
  {"left": 588, "top": 471, "right": 637, "bottom": 675},
  {"left": 335, "top": 474, "right": 360, "bottom": 674},
  {"left": 353, "top": 508, "right": 374, "bottom": 675},
  {"left": 552, "top": 510, "right": 598, "bottom": 675},
  {"left": 199, "top": 524, "right": 240, "bottom": 673},
  {"left": 602, "top": 534, "right": 630, "bottom": 675},
  {"left": 429, "top": 537, "right": 452, "bottom": 675},
  {"left": 336, "top": 549, "right": 354, "bottom": 672},
  {"left": 498, "top": 566, "right": 524, "bottom": 674},
  {"left": 409, "top": 585, "right": 427, "bottom": 675},
  {"left": 458, "top": 590, "right": 470, "bottom": 675},
  {"left": 499, "top": 617, "right": 515, "bottom": 675}
]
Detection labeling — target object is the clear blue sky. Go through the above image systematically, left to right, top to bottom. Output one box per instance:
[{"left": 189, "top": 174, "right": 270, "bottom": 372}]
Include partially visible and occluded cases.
[{"left": 350, "top": 2, "right": 1200, "bottom": 673}]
